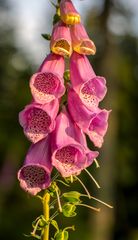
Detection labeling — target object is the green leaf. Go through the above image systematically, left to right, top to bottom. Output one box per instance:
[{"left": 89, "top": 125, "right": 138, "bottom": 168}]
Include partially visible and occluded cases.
[
  {"left": 53, "top": 14, "right": 60, "bottom": 25},
  {"left": 41, "top": 34, "right": 51, "bottom": 41},
  {"left": 63, "top": 191, "right": 81, "bottom": 203},
  {"left": 62, "top": 203, "right": 77, "bottom": 217},
  {"left": 51, "top": 220, "right": 59, "bottom": 232},
  {"left": 55, "top": 230, "right": 69, "bottom": 240}
]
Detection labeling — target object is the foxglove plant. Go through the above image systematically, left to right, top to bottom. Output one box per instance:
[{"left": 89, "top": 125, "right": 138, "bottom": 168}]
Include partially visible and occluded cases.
[{"left": 18, "top": 1, "right": 113, "bottom": 240}]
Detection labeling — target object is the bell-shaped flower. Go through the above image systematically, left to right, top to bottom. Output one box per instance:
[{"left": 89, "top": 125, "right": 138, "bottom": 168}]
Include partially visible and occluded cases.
[
  {"left": 60, "top": 0, "right": 81, "bottom": 25},
  {"left": 50, "top": 21, "right": 72, "bottom": 57},
  {"left": 70, "top": 23, "right": 96, "bottom": 55},
  {"left": 70, "top": 52, "right": 107, "bottom": 110},
  {"left": 30, "top": 53, "right": 65, "bottom": 104},
  {"left": 68, "top": 89, "right": 110, "bottom": 148},
  {"left": 19, "top": 99, "right": 59, "bottom": 143},
  {"left": 51, "top": 107, "right": 99, "bottom": 177},
  {"left": 17, "top": 136, "right": 52, "bottom": 195}
]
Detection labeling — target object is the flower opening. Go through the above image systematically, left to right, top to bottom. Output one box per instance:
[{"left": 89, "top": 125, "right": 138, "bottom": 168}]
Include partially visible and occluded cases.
[
  {"left": 50, "top": 21, "right": 72, "bottom": 57},
  {"left": 19, "top": 100, "right": 59, "bottom": 143},
  {"left": 19, "top": 165, "right": 50, "bottom": 194}
]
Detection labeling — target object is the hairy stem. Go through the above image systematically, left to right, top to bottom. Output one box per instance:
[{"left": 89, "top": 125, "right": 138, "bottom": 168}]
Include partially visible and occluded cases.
[{"left": 43, "top": 192, "right": 50, "bottom": 240}]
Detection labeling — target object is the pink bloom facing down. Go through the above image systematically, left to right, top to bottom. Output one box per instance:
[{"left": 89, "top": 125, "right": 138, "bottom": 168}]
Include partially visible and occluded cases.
[
  {"left": 60, "top": 0, "right": 81, "bottom": 25},
  {"left": 50, "top": 21, "right": 72, "bottom": 57},
  {"left": 70, "top": 23, "right": 96, "bottom": 55},
  {"left": 70, "top": 52, "right": 107, "bottom": 110},
  {"left": 30, "top": 53, "right": 65, "bottom": 104},
  {"left": 68, "top": 89, "right": 111, "bottom": 148},
  {"left": 19, "top": 99, "right": 59, "bottom": 143},
  {"left": 51, "top": 108, "right": 98, "bottom": 177},
  {"left": 18, "top": 136, "right": 52, "bottom": 195}
]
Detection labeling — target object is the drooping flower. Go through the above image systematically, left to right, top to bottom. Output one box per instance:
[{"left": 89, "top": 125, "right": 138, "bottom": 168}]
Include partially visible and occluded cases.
[
  {"left": 60, "top": 0, "right": 81, "bottom": 25},
  {"left": 50, "top": 21, "right": 72, "bottom": 57},
  {"left": 70, "top": 23, "right": 96, "bottom": 55},
  {"left": 70, "top": 52, "right": 107, "bottom": 110},
  {"left": 30, "top": 53, "right": 65, "bottom": 104},
  {"left": 68, "top": 89, "right": 110, "bottom": 148},
  {"left": 19, "top": 99, "right": 59, "bottom": 143},
  {"left": 51, "top": 107, "right": 99, "bottom": 177},
  {"left": 17, "top": 136, "right": 52, "bottom": 195}
]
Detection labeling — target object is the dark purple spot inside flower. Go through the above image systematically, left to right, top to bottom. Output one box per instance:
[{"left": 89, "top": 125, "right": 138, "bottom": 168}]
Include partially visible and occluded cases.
[
  {"left": 34, "top": 73, "right": 59, "bottom": 94},
  {"left": 81, "top": 79, "right": 98, "bottom": 108},
  {"left": 25, "top": 108, "right": 51, "bottom": 142},
  {"left": 27, "top": 108, "right": 51, "bottom": 134},
  {"left": 55, "top": 146, "right": 78, "bottom": 164},
  {"left": 21, "top": 165, "right": 48, "bottom": 188}
]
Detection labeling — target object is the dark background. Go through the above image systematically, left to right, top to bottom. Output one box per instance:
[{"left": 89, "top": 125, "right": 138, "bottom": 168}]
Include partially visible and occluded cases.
[{"left": 0, "top": 0, "right": 138, "bottom": 239}]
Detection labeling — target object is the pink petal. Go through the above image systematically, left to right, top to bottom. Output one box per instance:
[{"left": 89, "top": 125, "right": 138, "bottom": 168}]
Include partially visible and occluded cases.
[
  {"left": 70, "top": 22, "right": 96, "bottom": 55},
  {"left": 70, "top": 52, "right": 107, "bottom": 110},
  {"left": 30, "top": 53, "right": 65, "bottom": 104},
  {"left": 68, "top": 88, "right": 110, "bottom": 148},
  {"left": 51, "top": 107, "right": 98, "bottom": 177}
]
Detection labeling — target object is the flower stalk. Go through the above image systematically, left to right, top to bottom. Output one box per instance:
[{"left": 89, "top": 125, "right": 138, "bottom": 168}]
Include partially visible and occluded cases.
[{"left": 43, "top": 192, "right": 50, "bottom": 240}]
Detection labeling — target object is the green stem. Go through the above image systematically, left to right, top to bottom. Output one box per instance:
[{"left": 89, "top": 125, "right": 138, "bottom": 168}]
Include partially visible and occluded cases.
[{"left": 43, "top": 192, "right": 50, "bottom": 240}]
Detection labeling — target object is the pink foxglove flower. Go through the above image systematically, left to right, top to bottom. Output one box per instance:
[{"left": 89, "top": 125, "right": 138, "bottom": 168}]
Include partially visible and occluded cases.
[
  {"left": 60, "top": 0, "right": 81, "bottom": 25},
  {"left": 50, "top": 21, "right": 72, "bottom": 57},
  {"left": 70, "top": 23, "right": 96, "bottom": 55},
  {"left": 70, "top": 52, "right": 107, "bottom": 110},
  {"left": 30, "top": 53, "right": 65, "bottom": 104},
  {"left": 68, "top": 89, "right": 110, "bottom": 148},
  {"left": 19, "top": 99, "right": 59, "bottom": 143},
  {"left": 51, "top": 108, "right": 98, "bottom": 177},
  {"left": 18, "top": 136, "right": 52, "bottom": 195}
]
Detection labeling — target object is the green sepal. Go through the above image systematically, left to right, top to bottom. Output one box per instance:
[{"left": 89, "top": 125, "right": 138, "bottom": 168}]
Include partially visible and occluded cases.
[
  {"left": 63, "top": 191, "right": 81, "bottom": 204},
  {"left": 62, "top": 203, "right": 77, "bottom": 217},
  {"left": 51, "top": 220, "right": 59, "bottom": 232},
  {"left": 55, "top": 230, "right": 69, "bottom": 240}
]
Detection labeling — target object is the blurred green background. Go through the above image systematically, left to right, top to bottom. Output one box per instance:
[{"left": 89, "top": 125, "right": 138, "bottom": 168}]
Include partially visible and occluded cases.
[{"left": 0, "top": 0, "right": 138, "bottom": 239}]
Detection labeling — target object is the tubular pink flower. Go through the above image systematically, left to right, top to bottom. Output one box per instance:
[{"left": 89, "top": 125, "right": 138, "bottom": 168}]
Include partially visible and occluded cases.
[
  {"left": 60, "top": 0, "right": 81, "bottom": 25},
  {"left": 50, "top": 21, "right": 72, "bottom": 57},
  {"left": 70, "top": 23, "right": 96, "bottom": 55},
  {"left": 70, "top": 52, "right": 107, "bottom": 110},
  {"left": 30, "top": 53, "right": 65, "bottom": 104},
  {"left": 68, "top": 89, "right": 111, "bottom": 148},
  {"left": 19, "top": 99, "right": 59, "bottom": 143},
  {"left": 51, "top": 108, "right": 98, "bottom": 177},
  {"left": 17, "top": 136, "right": 52, "bottom": 195}
]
